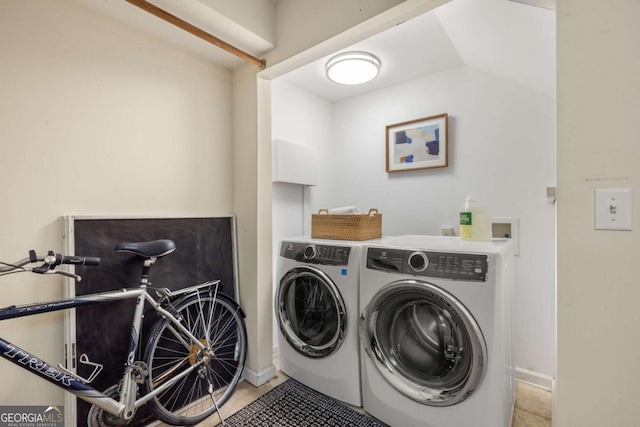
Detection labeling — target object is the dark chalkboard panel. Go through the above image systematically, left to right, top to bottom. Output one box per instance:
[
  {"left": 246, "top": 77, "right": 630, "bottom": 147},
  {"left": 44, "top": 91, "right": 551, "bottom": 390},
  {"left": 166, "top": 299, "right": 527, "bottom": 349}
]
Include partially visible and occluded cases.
[{"left": 64, "top": 216, "right": 237, "bottom": 427}]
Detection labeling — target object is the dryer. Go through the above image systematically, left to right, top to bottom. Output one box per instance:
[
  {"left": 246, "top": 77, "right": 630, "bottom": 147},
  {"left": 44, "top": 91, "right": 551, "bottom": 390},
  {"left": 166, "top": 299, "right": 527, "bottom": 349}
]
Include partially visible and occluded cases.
[
  {"left": 359, "top": 235, "right": 515, "bottom": 427},
  {"left": 275, "top": 238, "right": 365, "bottom": 406}
]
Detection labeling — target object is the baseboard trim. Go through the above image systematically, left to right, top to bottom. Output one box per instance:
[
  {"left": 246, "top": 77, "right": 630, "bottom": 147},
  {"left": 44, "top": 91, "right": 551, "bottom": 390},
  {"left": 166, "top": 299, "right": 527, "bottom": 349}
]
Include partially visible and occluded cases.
[
  {"left": 243, "top": 364, "right": 277, "bottom": 387},
  {"left": 516, "top": 367, "right": 554, "bottom": 390}
]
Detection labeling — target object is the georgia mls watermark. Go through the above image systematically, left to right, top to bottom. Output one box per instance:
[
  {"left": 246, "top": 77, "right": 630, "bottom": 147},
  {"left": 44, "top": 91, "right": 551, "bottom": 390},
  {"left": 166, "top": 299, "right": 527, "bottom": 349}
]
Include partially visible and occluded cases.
[{"left": 0, "top": 406, "right": 63, "bottom": 427}]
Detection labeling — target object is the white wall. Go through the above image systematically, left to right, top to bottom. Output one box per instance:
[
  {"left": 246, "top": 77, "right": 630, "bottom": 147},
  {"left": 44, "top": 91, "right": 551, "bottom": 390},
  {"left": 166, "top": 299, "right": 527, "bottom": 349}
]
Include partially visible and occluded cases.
[
  {"left": 0, "top": 0, "right": 233, "bottom": 406},
  {"left": 556, "top": 0, "right": 640, "bottom": 425},
  {"left": 273, "top": 64, "right": 556, "bottom": 382},
  {"left": 271, "top": 78, "right": 334, "bottom": 346},
  {"left": 271, "top": 78, "right": 335, "bottom": 219}
]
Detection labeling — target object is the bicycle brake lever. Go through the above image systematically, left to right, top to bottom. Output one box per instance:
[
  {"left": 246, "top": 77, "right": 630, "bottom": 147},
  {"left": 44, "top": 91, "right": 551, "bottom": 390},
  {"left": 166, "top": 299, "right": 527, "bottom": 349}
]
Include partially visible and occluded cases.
[
  {"left": 32, "top": 260, "right": 82, "bottom": 281},
  {"left": 52, "top": 270, "right": 82, "bottom": 282}
]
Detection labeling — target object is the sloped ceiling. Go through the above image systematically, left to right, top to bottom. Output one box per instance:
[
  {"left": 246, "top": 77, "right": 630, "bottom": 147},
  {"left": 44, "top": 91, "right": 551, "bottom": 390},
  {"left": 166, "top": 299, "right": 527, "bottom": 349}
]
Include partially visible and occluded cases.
[
  {"left": 76, "top": 0, "right": 555, "bottom": 100},
  {"left": 281, "top": 0, "right": 556, "bottom": 101},
  {"left": 435, "top": 0, "right": 555, "bottom": 97}
]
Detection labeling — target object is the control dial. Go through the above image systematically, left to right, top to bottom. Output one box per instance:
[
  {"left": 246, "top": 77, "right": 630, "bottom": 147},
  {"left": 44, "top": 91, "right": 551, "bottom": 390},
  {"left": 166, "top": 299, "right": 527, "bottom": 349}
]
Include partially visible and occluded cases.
[
  {"left": 303, "top": 245, "right": 317, "bottom": 260},
  {"left": 408, "top": 251, "right": 429, "bottom": 272}
]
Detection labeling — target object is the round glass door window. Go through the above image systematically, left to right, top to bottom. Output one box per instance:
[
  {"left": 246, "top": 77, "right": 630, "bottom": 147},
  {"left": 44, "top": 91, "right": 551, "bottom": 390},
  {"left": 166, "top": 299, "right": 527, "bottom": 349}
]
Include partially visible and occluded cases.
[
  {"left": 276, "top": 266, "right": 346, "bottom": 358},
  {"left": 360, "top": 279, "right": 486, "bottom": 406}
]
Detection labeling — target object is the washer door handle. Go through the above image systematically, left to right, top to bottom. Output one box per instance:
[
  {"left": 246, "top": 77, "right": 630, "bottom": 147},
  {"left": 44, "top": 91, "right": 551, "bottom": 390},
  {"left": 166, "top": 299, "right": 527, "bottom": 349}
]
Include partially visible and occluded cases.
[
  {"left": 436, "top": 311, "right": 456, "bottom": 361},
  {"left": 369, "top": 336, "right": 392, "bottom": 373}
]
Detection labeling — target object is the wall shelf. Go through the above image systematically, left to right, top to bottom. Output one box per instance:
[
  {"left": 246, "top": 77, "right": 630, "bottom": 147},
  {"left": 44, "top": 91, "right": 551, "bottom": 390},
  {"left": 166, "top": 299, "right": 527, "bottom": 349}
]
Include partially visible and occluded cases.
[{"left": 272, "top": 139, "right": 319, "bottom": 186}]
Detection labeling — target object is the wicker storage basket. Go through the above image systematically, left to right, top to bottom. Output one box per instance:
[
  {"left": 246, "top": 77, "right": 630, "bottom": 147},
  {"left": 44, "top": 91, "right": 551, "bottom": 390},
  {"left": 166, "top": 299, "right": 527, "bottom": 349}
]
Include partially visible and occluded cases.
[{"left": 311, "top": 208, "right": 382, "bottom": 241}]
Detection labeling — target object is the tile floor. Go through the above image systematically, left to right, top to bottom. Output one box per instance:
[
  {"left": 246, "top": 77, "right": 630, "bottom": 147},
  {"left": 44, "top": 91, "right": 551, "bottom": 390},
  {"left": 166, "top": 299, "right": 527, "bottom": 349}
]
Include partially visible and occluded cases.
[
  {"left": 184, "top": 372, "right": 552, "bottom": 427},
  {"left": 513, "top": 381, "right": 553, "bottom": 427}
]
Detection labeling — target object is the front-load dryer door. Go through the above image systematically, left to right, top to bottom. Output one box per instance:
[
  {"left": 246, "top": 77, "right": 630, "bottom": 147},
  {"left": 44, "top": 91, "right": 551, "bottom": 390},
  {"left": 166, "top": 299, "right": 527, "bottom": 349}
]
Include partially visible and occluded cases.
[
  {"left": 276, "top": 266, "right": 346, "bottom": 358},
  {"left": 360, "top": 279, "right": 487, "bottom": 406}
]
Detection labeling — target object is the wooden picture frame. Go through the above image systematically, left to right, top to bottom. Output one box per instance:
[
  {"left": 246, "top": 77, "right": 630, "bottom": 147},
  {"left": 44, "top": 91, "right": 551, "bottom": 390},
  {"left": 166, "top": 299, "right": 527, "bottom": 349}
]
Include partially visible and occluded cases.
[{"left": 386, "top": 113, "right": 448, "bottom": 172}]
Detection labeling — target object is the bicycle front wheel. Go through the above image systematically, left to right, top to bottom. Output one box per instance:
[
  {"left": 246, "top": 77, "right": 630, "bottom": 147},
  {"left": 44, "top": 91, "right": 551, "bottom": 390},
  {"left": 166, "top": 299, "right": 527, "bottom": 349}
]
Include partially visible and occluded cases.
[{"left": 143, "top": 292, "right": 247, "bottom": 425}]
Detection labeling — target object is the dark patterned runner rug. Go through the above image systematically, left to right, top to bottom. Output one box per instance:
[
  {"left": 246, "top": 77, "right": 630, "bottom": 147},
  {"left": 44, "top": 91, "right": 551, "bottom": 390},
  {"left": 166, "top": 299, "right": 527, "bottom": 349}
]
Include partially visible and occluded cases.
[{"left": 221, "top": 379, "right": 389, "bottom": 427}]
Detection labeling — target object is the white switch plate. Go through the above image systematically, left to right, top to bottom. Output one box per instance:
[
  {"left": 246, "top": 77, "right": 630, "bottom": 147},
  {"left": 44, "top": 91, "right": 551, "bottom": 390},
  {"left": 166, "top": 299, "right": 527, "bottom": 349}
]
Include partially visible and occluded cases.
[{"left": 595, "top": 188, "right": 632, "bottom": 230}]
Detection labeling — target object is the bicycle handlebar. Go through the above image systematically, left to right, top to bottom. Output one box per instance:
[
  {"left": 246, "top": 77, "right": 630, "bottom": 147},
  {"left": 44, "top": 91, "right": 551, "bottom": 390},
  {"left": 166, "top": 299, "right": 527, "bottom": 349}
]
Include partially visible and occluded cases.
[
  {"left": 0, "top": 250, "right": 100, "bottom": 282},
  {"left": 29, "top": 250, "right": 100, "bottom": 267},
  {"left": 30, "top": 250, "right": 100, "bottom": 276}
]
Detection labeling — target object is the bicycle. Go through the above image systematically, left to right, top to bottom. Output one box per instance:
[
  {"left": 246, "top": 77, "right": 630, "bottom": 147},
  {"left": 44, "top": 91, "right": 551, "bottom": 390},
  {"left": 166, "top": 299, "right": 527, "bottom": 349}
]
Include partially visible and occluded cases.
[{"left": 0, "top": 239, "right": 247, "bottom": 426}]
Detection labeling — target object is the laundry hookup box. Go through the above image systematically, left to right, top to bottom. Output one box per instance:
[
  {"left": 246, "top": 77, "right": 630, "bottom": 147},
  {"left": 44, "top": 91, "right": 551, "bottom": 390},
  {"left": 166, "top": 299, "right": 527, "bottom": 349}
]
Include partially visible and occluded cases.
[{"left": 311, "top": 208, "right": 382, "bottom": 241}]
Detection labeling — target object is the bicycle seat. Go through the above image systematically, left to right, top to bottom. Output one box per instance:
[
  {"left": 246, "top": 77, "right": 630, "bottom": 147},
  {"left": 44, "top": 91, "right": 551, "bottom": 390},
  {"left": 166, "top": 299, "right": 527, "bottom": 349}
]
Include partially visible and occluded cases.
[{"left": 115, "top": 239, "right": 176, "bottom": 259}]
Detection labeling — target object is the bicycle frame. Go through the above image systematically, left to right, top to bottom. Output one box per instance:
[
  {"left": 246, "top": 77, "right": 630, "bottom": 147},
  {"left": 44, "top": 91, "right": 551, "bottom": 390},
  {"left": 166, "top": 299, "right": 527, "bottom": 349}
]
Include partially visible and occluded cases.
[{"left": 0, "top": 279, "right": 220, "bottom": 421}]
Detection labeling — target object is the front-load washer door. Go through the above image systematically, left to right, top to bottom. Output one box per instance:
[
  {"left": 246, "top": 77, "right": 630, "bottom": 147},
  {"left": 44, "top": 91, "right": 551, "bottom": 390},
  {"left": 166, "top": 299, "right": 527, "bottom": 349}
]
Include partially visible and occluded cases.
[
  {"left": 276, "top": 266, "right": 346, "bottom": 358},
  {"left": 360, "top": 279, "right": 487, "bottom": 406}
]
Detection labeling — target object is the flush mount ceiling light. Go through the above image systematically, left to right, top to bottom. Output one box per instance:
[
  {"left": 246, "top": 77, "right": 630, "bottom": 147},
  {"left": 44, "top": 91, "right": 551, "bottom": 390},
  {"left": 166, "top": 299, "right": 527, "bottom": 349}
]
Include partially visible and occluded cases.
[{"left": 326, "top": 51, "right": 381, "bottom": 85}]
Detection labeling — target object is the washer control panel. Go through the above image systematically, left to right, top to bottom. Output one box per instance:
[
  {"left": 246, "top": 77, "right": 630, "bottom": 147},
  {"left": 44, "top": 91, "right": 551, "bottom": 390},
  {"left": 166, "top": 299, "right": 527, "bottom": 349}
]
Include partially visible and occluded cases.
[
  {"left": 281, "top": 241, "right": 351, "bottom": 266},
  {"left": 366, "top": 247, "right": 488, "bottom": 281}
]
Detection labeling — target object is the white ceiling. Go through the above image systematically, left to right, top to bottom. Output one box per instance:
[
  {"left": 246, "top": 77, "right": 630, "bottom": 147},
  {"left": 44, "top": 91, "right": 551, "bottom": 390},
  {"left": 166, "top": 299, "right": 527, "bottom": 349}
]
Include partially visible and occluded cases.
[
  {"left": 76, "top": 0, "right": 555, "bottom": 101},
  {"left": 280, "top": 0, "right": 556, "bottom": 101}
]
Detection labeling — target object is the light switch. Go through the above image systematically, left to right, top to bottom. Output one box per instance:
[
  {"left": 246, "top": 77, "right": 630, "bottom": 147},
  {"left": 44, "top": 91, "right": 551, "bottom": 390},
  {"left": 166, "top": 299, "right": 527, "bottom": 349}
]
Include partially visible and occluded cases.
[{"left": 595, "top": 188, "right": 632, "bottom": 230}]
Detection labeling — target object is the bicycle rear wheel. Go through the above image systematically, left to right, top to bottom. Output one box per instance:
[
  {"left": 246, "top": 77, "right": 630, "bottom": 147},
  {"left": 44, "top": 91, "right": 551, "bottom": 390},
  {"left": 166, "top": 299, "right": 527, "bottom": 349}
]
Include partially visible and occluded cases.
[{"left": 142, "top": 291, "right": 247, "bottom": 425}]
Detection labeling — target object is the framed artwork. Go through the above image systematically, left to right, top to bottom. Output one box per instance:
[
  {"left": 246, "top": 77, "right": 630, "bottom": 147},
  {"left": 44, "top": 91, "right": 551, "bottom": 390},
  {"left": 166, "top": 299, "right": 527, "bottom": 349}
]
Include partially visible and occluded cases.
[{"left": 386, "top": 113, "right": 448, "bottom": 172}]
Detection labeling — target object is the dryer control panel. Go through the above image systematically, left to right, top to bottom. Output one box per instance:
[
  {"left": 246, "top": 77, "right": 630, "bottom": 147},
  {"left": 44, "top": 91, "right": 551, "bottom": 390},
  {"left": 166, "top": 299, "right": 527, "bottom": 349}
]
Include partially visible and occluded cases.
[
  {"left": 281, "top": 242, "right": 351, "bottom": 266},
  {"left": 366, "top": 247, "right": 488, "bottom": 281}
]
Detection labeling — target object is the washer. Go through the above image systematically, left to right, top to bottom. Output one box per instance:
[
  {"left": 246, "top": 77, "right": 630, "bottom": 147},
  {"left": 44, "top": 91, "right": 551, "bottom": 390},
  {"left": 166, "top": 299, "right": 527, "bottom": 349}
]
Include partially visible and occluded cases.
[
  {"left": 359, "top": 235, "right": 515, "bottom": 427},
  {"left": 275, "top": 237, "right": 366, "bottom": 406}
]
